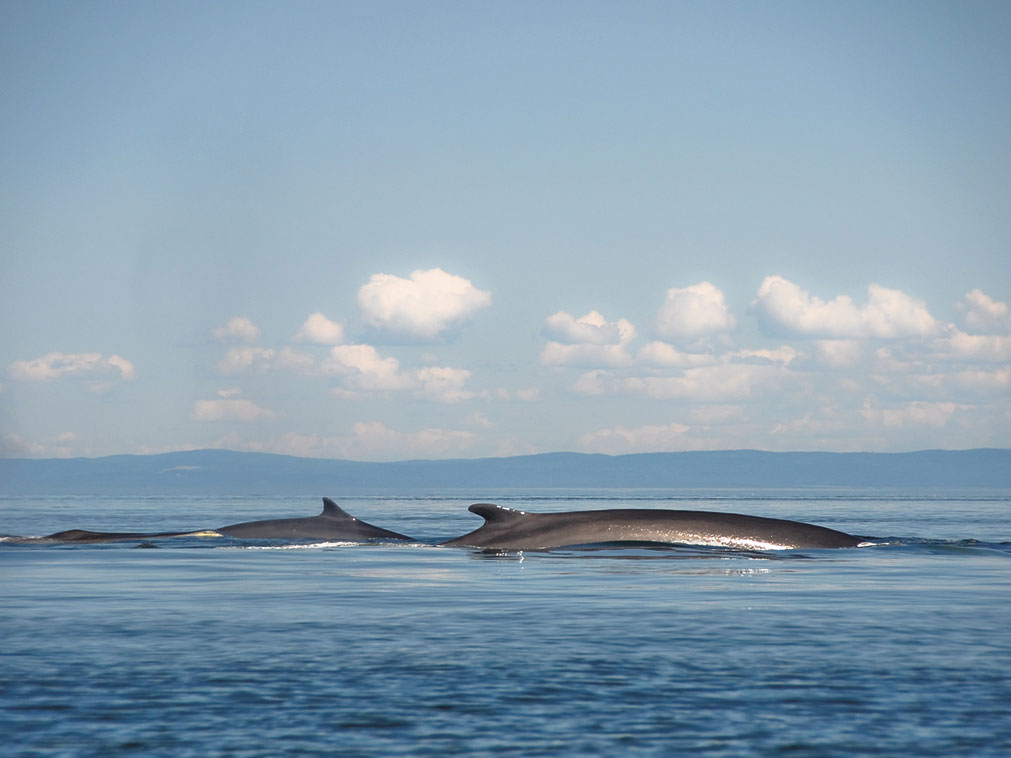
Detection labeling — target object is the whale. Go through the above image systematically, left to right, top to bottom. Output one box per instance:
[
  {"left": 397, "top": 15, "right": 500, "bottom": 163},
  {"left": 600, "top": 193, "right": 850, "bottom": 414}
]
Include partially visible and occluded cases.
[
  {"left": 43, "top": 498, "right": 415, "bottom": 544},
  {"left": 214, "top": 498, "right": 413, "bottom": 541},
  {"left": 439, "top": 503, "right": 867, "bottom": 550}
]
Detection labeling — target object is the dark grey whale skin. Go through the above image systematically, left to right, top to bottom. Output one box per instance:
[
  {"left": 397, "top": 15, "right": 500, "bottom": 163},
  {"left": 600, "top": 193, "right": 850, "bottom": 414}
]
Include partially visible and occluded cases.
[
  {"left": 43, "top": 498, "right": 414, "bottom": 543},
  {"left": 215, "top": 498, "right": 413, "bottom": 541},
  {"left": 440, "top": 504, "right": 866, "bottom": 550}
]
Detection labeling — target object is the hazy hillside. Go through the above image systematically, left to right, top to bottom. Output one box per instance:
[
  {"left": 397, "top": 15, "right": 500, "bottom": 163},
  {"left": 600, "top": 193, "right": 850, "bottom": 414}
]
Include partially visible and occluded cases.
[{"left": 1, "top": 448, "right": 1008, "bottom": 495}]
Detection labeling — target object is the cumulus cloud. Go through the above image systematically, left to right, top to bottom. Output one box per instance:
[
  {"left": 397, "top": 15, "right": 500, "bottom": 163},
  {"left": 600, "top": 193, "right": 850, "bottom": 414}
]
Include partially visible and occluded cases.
[
  {"left": 357, "top": 268, "right": 492, "bottom": 339},
  {"left": 751, "top": 276, "right": 939, "bottom": 339},
  {"left": 655, "top": 282, "right": 737, "bottom": 339},
  {"left": 957, "top": 289, "right": 1011, "bottom": 334},
  {"left": 540, "top": 310, "right": 637, "bottom": 367},
  {"left": 544, "top": 310, "right": 636, "bottom": 345},
  {"left": 293, "top": 313, "right": 345, "bottom": 345},
  {"left": 212, "top": 316, "right": 261, "bottom": 343},
  {"left": 933, "top": 331, "right": 1011, "bottom": 362},
  {"left": 815, "top": 340, "right": 864, "bottom": 368},
  {"left": 637, "top": 341, "right": 717, "bottom": 368},
  {"left": 540, "top": 342, "right": 634, "bottom": 368},
  {"left": 320, "top": 344, "right": 477, "bottom": 402},
  {"left": 322, "top": 344, "right": 413, "bottom": 392},
  {"left": 216, "top": 345, "right": 320, "bottom": 375},
  {"left": 217, "top": 346, "right": 278, "bottom": 374},
  {"left": 273, "top": 346, "right": 317, "bottom": 372},
  {"left": 726, "top": 346, "right": 799, "bottom": 366},
  {"left": 9, "top": 352, "right": 136, "bottom": 383},
  {"left": 573, "top": 363, "right": 782, "bottom": 402},
  {"left": 415, "top": 366, "right": 475, "bottom": 403},
  {"left": 943, "top": 367, "right": 1011, "bottom": 394},
  {"left": 192, "top": 389, "right": 276, "bottom": 421},
  {"left": 860, "top": 400, "right": 963, "bottom": 429},
  {"left": 688, "top": 405, "right": 745, "bottom": 424},
  {"left": 346, "top": 420, "right": 478, "bottom": 458},
  {"left": 226, "top": 422, "right": 478, "bottom": 460},
  {"left": 580, "top": 422, "right": 692, "bottom": 455},
  {"left": 1, "top": 431, "right": 80, "bottom": 458},
  {"left": 2, "top": 432, "right": 46, "bottom": 457}
]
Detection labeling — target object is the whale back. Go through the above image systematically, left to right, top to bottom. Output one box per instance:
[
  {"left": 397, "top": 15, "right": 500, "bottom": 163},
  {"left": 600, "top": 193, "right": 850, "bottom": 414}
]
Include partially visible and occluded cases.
[
  {"left": 42, "top": 498, "right": 414, "bottom": 543},
  {"left": 215, "top": 498, "right": 414, "bottom": 541},
  {"left": 440, "top": 504, "right": 864, "bottom": 550}
]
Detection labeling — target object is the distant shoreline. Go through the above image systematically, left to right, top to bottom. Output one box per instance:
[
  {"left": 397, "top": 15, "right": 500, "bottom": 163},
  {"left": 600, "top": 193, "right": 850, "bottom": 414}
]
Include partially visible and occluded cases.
[{"left": 1, "top": 448, "right": 1008, "bottom": 496}]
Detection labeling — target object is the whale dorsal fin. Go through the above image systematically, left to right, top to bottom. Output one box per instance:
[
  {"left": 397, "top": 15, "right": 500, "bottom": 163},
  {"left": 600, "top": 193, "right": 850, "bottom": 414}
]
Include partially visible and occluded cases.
[
  {"left": 321, "top": 498, "right": 354, "bottom": 519},
  {"left": 469, "top": 503, "right": 527, "bottom": 524}
]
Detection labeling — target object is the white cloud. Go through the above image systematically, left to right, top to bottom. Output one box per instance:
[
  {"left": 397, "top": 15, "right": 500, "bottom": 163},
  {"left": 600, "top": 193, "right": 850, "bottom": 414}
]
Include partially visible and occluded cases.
[
  {"left": 357, "top": 268, "right": 492, "bottom": 339},
  {"left": 751, "top": 276, "right": 939, "bottom": 339},
  {"left": 655, "top": 282, "right": 737, "bottom": 339},
  {"left": 957, "top": 289, "right": 1011, "bottom": 334},
  {"left": 540, "top": 310, "right": 637, "bottom": 367},
  {"left": 544, "top": 310, "right": 636, "bottom": 345},
  {"left": 293, "top": 313, "right": 345, "bottom": 345},
  {"left": 212, "top": 316, "right": 261, "bottom": 343},
  {"left": 934, "top": 330, "right": 1011, "bottom": 362},
  {"left": 815, "top": 340, "right": 864, "bottom": 368},
  {"left": 540, "top": 341, "right": 634, "bottom": 367},
  {"left": 637, "top": 341, "right": 717, "bottom": 368},
  {"left": 321, "top": 344, "right": 477, "bottom": 402},
  {"left": 322, "top": 344, "right": 413, "bottom": 392},
  {"left": 216, "top": 345, "right": 320, "bottom": 374},
  {"left": 217, "top": 346, "right": 277, "bottom": 374},
  {"left": 273, "top": 346, "right": 317, "bottom": 372},
  {"left": 727, "top": 346, "right": 799, "bottom": 365},
  {"left": 9, "top": 352, "right": 136, "bottom": 382},
  {"left": 106, "top": 355, "right": 137, "bottom": 380},
  {"left": 869, "top": 361, "right": 1011, "bottom": 398},
  {"left": 573, "top": 363, "right": 782, "bottom": 402},
  {"left": 624, "top": 364, "right": 781, "bottom": 402},
  {"left": 415, "top": 366, "right": 474, "bottom": 403},
  {"left": 949, "top": 367, "right": 1011, "bottom": 393},
  {"left": 570, "top": 370, "right": 610, "bottom": 396},
  {"left": 192, "top": 389, "right": 276, "bottom": 421},
  {"left": 860, "top": 400, "right": 963, "bottom": 429},
  {"left": 688, "top": 405, "right": 745, "bottom": 424},
  {"left": 769, "top": 407, "right": 858, "bottom": 439},
  {"left": 469, "top": 412, "right": 495, "bottom": 429},
  {"left": 348, "top": 420, "right": 477, "bottom": 458},
  {"left": 230, "top": 422, "right": 479, "bottom": 460},
  {"left": 580, "top": 422, "right": 692, "bottom": 454},
  {"left": 1, "top": 431, "right": 80, "bottom": 458},
  {"left": 2, "top": 432, "right": 46, "bottom": 457}
]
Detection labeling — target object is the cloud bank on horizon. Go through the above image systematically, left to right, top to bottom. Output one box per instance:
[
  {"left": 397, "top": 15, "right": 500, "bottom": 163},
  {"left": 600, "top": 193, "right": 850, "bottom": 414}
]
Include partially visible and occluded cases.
[
  {"left": 1, "top": 2, "right": 1008, "bottom": 460},
  {"left": 6, "top": 268, "right": 1007, "bottom": 459}
]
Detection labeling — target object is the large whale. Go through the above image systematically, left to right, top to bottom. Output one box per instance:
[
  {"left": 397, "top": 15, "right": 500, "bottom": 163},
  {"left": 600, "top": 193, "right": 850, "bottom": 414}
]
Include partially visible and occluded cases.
[
  {"left": 43, "top": 498, "right": 414, "bottom": 544},
  {"left": 440, "top": 503, "right": 867, "bottom": 550}
]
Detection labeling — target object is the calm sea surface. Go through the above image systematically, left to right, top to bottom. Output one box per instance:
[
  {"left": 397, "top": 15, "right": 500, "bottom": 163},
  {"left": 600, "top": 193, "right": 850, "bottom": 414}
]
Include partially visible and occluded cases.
[{"left": 2, "top": 492, "right": 1010, "bottom": 757}]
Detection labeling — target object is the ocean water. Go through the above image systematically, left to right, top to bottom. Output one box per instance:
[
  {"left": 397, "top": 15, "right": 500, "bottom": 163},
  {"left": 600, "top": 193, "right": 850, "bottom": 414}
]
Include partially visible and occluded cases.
[{"left": 2, "top": 492, "right": 1010, "bottom": 757}]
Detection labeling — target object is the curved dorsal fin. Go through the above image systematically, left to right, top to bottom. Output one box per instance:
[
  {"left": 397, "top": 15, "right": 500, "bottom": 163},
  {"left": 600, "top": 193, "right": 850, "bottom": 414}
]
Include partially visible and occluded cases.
[
  {"left": 321, "top": 497, "right": 353, "bottom": 519},
  {"left": 468, "top": 503, "right": 527, "bottom": 524}
]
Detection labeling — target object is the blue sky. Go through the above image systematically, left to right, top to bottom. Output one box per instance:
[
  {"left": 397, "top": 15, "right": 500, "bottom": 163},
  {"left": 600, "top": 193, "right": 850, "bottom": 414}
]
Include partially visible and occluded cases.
[{"left": 2, "top": 1, "right": 1009, "bottom": 460}]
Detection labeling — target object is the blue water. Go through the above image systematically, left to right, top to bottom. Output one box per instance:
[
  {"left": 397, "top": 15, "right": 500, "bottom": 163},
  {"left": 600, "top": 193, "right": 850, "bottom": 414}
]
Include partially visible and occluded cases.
[{"left": 3, "top": 492, "right": 1010, "bottom": 757}]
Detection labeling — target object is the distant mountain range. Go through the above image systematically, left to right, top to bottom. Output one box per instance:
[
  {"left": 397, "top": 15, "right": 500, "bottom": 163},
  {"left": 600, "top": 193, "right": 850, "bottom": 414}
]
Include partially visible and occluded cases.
[{"left": 1, "top": 448, "right": 1008, "bottom": 495}]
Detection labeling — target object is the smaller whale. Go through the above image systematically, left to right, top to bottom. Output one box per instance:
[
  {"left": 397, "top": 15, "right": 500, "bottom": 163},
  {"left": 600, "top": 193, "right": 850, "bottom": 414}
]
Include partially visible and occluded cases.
[
  {"left": 43, "top": 498, "right": 414, "bottom": 543},
  {"left": 215, "top": 498, "right": 413, "bottom": 541},
  {"left": 440, "top": 504, "right": 867, "bottom": 550},
  {"left": 40, "top": 528, "right": 216, "bottom": 543}
]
